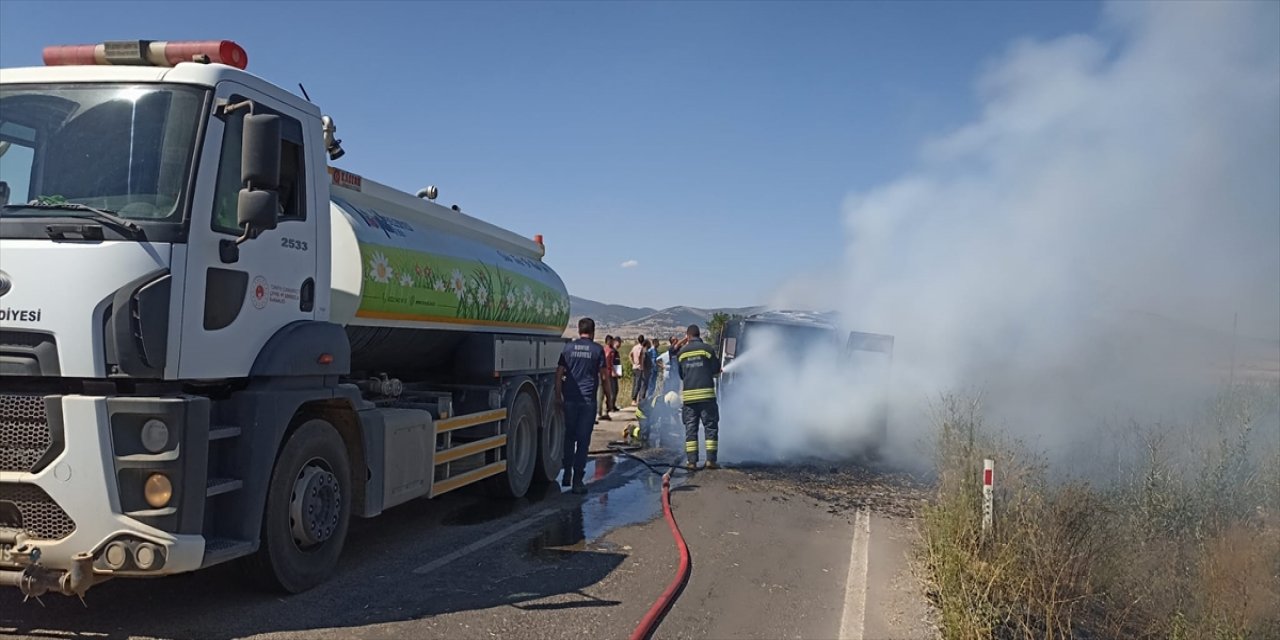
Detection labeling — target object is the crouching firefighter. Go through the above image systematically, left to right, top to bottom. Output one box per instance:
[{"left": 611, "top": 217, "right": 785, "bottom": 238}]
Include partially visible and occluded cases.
[
  {"left": 677, "top": 324, "right": 722, "bottom": 469},
  {"left": 631, "top": 390, "right": 681, "bottom": 448}
]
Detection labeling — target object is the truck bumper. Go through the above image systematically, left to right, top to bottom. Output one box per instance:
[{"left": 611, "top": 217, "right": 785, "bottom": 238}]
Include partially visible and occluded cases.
[{"left": 0, "top": 395, "right": 206, "bottom": 597}]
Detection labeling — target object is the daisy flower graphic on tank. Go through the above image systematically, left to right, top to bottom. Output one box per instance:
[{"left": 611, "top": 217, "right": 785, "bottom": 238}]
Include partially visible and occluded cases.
[
  {"left": 368, "top": 252, "right": 393, "bottom": 283},
  {"left": 451, "top": 269, "right": 466, "bottom": 298},
  {"left": 399, "top": 273, "right": 413, "bottom": 287},
  {"left": 476, "top": 284, "right": 489, "bottom": 307}
]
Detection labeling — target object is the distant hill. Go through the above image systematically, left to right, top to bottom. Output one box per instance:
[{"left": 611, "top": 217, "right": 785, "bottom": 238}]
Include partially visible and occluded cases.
[
  {"left": 567, "top": 295, "right": 657, "bottom": 327},
  {"left": 567, "top": 296, "right": 763, "bottom": 337}
]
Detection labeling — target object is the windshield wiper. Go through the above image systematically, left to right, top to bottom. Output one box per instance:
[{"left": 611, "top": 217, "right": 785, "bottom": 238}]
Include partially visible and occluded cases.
[{"left": 2, "top": 202, "right": 144, "bottom": 238}]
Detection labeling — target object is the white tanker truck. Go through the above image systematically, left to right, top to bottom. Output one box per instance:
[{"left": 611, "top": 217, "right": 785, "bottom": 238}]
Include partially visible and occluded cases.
[{"left": 0, "top": 40, "right": 573, "bottom": 597}]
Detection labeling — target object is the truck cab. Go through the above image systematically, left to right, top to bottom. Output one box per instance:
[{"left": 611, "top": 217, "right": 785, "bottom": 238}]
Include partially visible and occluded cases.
[{"left": 0, "top": 45, "right": 328, "bottom": 382}]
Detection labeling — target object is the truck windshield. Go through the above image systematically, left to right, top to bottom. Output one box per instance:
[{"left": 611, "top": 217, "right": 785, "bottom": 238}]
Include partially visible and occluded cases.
[{"left": 0, "top": 84, "right": 205, "bottom": 222}]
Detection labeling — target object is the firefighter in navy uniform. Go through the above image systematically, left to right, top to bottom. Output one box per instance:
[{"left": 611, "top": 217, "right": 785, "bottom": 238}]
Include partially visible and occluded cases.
[
  {"left": 556, "top": 317, "right": 609, "bottom": 494},
  {"left": 676, "top": 324, "right": 721, "bottom": 469}
]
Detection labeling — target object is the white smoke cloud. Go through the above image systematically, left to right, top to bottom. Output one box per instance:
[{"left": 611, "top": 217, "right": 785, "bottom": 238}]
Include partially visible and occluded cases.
[
  {"left": 729, "top": 2, "right": 1280, "bottom": 468},
  {"left": 620, "top": 259, "right": 639, "bottom": 269},
  {"left": 718, "top": 323, "right": 892, "bottom": 464}
]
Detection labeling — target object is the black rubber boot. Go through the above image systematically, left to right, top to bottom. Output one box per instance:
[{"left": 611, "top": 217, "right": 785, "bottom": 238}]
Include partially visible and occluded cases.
[
  {"left": 561, "top": 468, "right": 573, "bottom": 488},
  {"left": 571, "top": 477, "right": 587, "bottom": 494}
]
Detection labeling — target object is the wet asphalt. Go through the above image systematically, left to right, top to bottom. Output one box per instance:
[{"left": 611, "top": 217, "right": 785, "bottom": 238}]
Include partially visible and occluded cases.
[{"left": 0, "top": 412, "right": 935, "bottom": 640}]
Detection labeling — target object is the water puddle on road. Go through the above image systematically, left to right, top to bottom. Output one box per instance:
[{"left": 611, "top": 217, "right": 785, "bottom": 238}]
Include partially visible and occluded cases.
[
  {"left": 438, "top": 452, "right": 680, "bottom": 562},
  {"left": 573, "top": 454, "right": 622, "bottom": 488},
  {"left": 527, "top": 458, "right": 680, "bottom": 561}
]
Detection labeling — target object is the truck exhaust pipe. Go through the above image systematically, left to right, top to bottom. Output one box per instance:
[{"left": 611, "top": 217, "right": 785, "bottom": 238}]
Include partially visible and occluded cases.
[{"left": 321, "top": 115, "right": 345, "bottom": 160}]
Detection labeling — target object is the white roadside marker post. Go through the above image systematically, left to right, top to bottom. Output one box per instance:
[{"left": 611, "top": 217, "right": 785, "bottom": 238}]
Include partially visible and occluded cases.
[{"left": 982, "top": 458, "right": 994, "bottom": 538}]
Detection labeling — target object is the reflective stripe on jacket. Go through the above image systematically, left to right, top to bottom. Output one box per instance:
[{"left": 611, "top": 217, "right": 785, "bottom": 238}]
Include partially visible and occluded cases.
[{"left": 676, "top": 338, "right": 720, "bottom": 403}]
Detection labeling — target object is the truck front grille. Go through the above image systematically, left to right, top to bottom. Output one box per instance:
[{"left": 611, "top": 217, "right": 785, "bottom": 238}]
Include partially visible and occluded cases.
[
  {"left": 0, "top": 393, "right": 57, "bottom": 473},
  {"left": 0, "top": 483, "right": 76, "bottom": 541}
]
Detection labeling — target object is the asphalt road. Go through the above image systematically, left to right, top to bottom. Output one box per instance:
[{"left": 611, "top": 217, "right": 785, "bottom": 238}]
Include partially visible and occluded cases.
[{"left": 0, "top": 412, "right": 934, "bottom": 640}]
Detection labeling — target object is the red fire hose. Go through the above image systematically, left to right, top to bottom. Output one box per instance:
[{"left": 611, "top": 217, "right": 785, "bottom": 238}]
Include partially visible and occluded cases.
[{"left": 629, "top": 469, "right": 691, "bottom": 640}]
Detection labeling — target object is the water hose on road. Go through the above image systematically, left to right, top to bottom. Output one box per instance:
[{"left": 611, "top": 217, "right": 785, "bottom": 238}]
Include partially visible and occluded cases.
[
  {"left": 604, "top": 445, "right": 692, "bottom": 640},
  {"left": 629, "top": 468, "right": 691, "bottom": 640}
]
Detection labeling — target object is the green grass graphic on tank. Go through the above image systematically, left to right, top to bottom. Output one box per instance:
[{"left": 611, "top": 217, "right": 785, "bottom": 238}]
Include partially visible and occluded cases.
[
  {"left": 331, "top": 194, "right": 569, "bottom": 333},
  {"left": 357, "top": 243, "right": 569, "bottom": 330}
]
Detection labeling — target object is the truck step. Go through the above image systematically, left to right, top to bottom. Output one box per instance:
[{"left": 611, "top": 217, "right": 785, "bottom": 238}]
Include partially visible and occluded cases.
[
  {"left": 209, "top": 426, "right": 242, "bottom": 441},
  {"left": 206, "top": 477, "right": 243, "bottom": 497},
  {"left": 202, "top": 538, "right": 255, "bottom": 567}
]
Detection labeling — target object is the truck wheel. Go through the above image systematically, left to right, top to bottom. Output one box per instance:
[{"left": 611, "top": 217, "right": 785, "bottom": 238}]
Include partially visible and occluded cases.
[
  {"left": 488, "top": 392, "right": 537, "bottom": 498},
  {"left": 534, "top": 404, "right": 565, "bottom": 484},
  {"left": 862, "top": 410, "right": 889, "bottom": 462},
  {"left": 247, "top": 418, "right": 352, "bottom": 593}
]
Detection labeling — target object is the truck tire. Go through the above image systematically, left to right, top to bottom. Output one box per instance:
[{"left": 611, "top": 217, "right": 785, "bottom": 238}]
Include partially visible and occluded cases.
[
  {"left": 487, "top": 391, "right": 537, "bottom": 498},
  {"left": 534, "top": 404, "right": 565, "bottom": 484},
  {"left": 861, "top": 409, "right": 889, "bottom": 462},
  {"left": 247, "top": 418, "right": 352, "bottom": 593}
]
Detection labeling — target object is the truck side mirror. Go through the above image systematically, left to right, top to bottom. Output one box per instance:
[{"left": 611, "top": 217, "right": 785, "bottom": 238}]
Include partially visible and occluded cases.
[
  {"left": 236, "top": 113, "right": 281, "bottom": 239},
  {"left": 242, "top": 113, "right": 281, "bottom": 189},
  {"left": 237, "top": 188, "right": 278, "bottom": 232}
]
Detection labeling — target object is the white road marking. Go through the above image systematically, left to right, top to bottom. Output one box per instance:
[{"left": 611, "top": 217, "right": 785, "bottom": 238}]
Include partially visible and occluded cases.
[
  {"left": 411, "top": 464, "right": 647, "bottom": 575},
  {"left": 412, "top": 506, "right": 559, "bottom": 575},
  {"left": 838, "top": 508, "right": 872, "bottom": 640}
]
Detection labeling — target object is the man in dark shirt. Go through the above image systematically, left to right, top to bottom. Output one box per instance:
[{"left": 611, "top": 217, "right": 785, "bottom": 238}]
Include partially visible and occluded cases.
[
  {"left": 556, "top": 317, "right": 608, "bottom": 494},
  {"left": 599, "top": 335, "right": 615, "bottom": 421},
  {"left": 609, "top": 336, "right": 623, "bottom": 411},
  {"left": 644, "top": 339, "right": 658, "bottom": 400}
]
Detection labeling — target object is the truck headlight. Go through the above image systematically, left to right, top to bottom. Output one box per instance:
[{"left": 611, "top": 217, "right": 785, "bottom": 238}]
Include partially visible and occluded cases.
[
  {"left": 140, "top": 419, "right": 170, "bottom": 453},
  {"left": 144, "top": 473, "right": 173, "bottom": 508}
]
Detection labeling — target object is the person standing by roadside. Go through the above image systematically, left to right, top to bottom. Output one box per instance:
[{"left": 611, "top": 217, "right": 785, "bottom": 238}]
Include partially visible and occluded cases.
[
  {"left": 556, "top": 318, "right": 608, "bottom": 494},
  {"left": 664, "top": 334, "right": 687, "bottom": 394},
  {"left": 599, "top": 335, "right": 615, "bottom": 421},
  {"left": 611, "top": 335, "right": 627, "bottom": 409},
  {"left": 630, "top": 335, "right": 647, "bottom": 405},
  {"left": 610, "top": 336, "right": 623, "bottom": 412},
  {"left": 644, "top": 338, "right": 659, "bottom": 401},
  {"left": 655, "top": 342, "right": 670, "bottom": 393}
]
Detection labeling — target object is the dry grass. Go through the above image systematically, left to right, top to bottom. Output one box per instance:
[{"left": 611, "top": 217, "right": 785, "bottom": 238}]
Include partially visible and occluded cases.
[{"left": 921, "top": 383, "right": 1280, "bottom": 640}]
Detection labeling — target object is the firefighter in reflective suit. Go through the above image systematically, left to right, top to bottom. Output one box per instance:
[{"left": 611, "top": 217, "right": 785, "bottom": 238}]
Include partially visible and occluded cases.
[
  {"left": 676, "top": 324, "right": 721, "bottom": 469},
  {"left": 631, "top": 390, "right": 682, "bottom": 448}
]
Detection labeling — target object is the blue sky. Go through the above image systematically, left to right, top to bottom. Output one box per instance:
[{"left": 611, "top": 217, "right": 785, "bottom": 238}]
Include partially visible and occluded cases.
[{"left": 0, "top": 1, "right": 1099, "bottom": 309}]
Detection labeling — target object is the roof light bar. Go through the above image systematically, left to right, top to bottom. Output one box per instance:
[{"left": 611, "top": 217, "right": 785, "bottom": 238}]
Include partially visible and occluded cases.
[{"left": 42, "top": 40, "right": 248, "bottom": 70}]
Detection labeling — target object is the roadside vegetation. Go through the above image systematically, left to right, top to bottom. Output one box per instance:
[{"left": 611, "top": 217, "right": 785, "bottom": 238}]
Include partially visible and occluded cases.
[{"left": 921, "top": 383, "right": 1280, "bottom": 639}]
